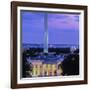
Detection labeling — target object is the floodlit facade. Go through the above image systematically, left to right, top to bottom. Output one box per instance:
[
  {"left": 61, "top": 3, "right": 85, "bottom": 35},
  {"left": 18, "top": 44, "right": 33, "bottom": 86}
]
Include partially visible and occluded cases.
[{"left": 29, "top": 60, "right": 62, "bottom": 77}]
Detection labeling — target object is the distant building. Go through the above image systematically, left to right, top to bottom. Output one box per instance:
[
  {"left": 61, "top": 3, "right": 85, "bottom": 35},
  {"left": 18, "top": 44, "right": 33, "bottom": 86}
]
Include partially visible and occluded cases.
[{"left": 27, "top": 59, "right": 63, "bottom": 77}]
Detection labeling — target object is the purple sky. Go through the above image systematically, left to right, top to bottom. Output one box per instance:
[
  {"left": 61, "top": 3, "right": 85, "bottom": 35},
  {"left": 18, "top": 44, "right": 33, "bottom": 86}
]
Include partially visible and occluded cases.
[{"left": 21, "top": 11, "right": 80, "bottom": 45}]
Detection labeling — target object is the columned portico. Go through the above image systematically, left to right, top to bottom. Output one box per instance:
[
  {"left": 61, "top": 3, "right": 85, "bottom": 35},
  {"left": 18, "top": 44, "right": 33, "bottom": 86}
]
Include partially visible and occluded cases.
[{"left": 30, "top": 60, "right": 62, "bottom": 77}]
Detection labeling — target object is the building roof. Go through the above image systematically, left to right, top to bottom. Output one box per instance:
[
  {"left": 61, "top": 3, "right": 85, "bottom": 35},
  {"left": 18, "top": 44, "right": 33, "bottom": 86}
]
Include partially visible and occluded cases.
[{"left": 26, "top": 52, "right": 65, "bottom": 64}]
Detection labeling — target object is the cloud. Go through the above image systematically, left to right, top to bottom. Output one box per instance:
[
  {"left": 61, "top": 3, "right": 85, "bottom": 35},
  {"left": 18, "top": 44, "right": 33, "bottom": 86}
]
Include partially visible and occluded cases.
[
  {"left": 21, "top": 11, "right": 79, "bottom": 44},
  {"left": 21, "top": 11, "right": 79, "bottom": 31},
  {"left": 48, "top": 13, "right": 79, "bottom": 30}
]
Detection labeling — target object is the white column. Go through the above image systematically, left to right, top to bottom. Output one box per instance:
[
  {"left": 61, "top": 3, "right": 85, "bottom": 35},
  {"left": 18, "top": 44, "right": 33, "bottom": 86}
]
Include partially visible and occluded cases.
[{"left": 44, "top": 13, "right": 48, "bottom": 54}]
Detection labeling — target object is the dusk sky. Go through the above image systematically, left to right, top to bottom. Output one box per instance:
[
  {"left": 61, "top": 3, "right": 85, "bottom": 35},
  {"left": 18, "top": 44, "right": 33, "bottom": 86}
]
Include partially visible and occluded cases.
[{"left": 21, "top": 11, "right": 80, "bottom": 45}]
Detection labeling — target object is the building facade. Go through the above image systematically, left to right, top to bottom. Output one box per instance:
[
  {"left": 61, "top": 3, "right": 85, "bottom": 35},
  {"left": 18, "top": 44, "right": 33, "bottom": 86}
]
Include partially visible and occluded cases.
[{"left": 28, "top": 60, "right": 63, "bottom": 77}]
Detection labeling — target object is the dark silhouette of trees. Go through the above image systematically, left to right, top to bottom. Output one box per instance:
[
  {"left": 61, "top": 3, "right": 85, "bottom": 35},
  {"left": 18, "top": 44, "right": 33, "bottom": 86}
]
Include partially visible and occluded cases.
[
  {"left": 26, "top": 48, "right": 42, "bottom": 57},
  {"left": 48, "top": 48, "right": 70, "bottom": 54},
  {"left": 74, "top": 49, "right": 79, "bottom": 54},
  {"left": 22, "top": 50, "right": 33, "bottom": 77},
  {"left": 60, "top": 54, "right": 79, "bottom": 75}
]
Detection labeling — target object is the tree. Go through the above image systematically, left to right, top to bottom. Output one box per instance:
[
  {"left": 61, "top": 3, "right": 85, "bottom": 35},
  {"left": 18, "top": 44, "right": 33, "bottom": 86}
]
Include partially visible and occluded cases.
[
  {"left": 22, "top": 50, "right": 33, "bottom": 77},
  {"left": 61, "top": 54, "right": 79, "bottom": 75}
]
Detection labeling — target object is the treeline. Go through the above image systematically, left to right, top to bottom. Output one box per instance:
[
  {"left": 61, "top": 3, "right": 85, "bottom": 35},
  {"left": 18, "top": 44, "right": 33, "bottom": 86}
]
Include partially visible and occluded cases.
[
  {"left": 24, "top": 47, "right": 71, "bottom": 53},
  {"left": 59, "top": 54, "right": 79, "bottom": 75}
]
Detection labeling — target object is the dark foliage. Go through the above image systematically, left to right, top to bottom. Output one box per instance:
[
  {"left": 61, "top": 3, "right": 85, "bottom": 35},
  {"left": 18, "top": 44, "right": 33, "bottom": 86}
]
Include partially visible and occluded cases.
[
  {"left": 22, "top": 50, "right": 33, "bottom": 77},
  {"left": 61, "top": 54, "right": 79, "bottom": 75}
]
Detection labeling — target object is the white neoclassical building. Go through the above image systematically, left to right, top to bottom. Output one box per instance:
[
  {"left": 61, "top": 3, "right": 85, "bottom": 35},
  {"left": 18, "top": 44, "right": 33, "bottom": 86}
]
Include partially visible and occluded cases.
[{"left": 28, "top": 59, "right": 63, "bottom": 77}]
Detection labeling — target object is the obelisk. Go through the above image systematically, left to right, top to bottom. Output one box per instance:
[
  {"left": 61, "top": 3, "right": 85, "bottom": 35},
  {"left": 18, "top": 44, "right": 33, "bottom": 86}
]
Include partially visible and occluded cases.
[{"left": 44, "top": 13, "right": 48, "bottom": 54}]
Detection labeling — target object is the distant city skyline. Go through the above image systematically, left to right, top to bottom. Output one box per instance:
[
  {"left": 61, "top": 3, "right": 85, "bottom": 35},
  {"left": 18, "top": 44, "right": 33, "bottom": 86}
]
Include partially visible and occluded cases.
[{"left": 21, "top": 11, "right": 80, "bottom": 45}]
